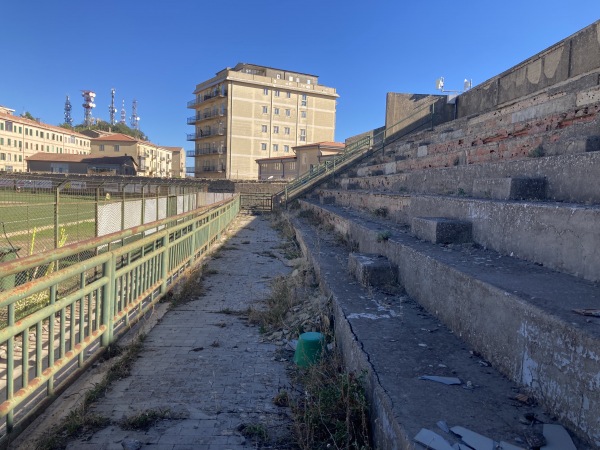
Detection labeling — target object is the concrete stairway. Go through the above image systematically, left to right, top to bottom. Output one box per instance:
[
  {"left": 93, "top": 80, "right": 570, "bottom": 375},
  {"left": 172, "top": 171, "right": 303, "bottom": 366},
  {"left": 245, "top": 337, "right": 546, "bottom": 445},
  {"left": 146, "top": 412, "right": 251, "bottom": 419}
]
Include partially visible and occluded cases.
[{"left": 288, "top": 84, "right": 600, "bottom": 448}]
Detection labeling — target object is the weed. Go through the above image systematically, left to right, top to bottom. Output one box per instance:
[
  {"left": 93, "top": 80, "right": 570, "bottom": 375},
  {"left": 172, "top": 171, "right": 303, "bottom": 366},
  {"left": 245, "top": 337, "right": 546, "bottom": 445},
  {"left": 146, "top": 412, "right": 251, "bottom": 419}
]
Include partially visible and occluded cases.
[
  {"left": 528, "top": 145, "right": 545, "bottom": 158},
  {"left": 457, "top": 188, "right": 466, "bottom": 196},
  {"left": 373, "top": 207, "right": 388, "bottom": 218},
  {"left": 297, "top": 209, "right": 321, "bottom": 226},
  {"left": 376, "top": 230, "right": 391, "bottom": 242},
  {"left": 241, "top": 240, "right": 251, "bottom": 244},
  {"left": 167, "top": 264, "right": 205, "bottom": 308},
  {"left": 204, "top": 268, "right": 219, "bottom": 275},
  {"left": 248, "top": 274, "right": 303, "bottom": 332},
  {"left": 291, "top": 351, "right": 371, "bottom": 450},
  {"left": 273, "top": 389, "right": 290, "bottom": 407},
  {"left": 120, "top": 408, "right": 172, "bottom": 431},
  {"left": 238, "top": 423, "right": 269, "bottom": 442}
]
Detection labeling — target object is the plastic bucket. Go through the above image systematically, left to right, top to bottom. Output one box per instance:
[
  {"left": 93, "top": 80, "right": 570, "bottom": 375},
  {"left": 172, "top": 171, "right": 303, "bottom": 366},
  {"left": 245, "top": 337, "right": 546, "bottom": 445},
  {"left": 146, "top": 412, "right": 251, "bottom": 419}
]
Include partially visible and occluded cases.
[{"left": 293, "top": 332, "right": 325, "bottom": 367}]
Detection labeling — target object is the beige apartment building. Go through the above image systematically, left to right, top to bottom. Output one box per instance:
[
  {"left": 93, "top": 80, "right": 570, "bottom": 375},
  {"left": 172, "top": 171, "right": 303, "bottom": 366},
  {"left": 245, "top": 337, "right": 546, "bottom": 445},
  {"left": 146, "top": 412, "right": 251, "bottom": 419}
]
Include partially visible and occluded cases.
[
  {"left": 187, "top": 63, "right": 338, "bottom": 180},
  {"left": 0, "top": 106, "right": 91, "bottom": 172},
  {"left": 88, "top": 133, "right": 178, "bottom": 178},
  {"left": 163, "top": 146, "right": 185, "bottom": 178}
]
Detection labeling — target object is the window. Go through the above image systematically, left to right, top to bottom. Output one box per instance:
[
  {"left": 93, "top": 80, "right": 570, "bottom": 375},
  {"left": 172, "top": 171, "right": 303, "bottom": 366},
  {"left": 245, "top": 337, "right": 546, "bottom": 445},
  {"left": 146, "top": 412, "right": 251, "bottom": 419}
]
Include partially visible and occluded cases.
[
  {"left": 307, "top": 79, "right": 311, "bottom": 85},
  {"left": 263, "top": 88, "right": 269, "bottom": 95},
  {"left": 275, "top": 90, "right": 280, "bottom": 97},
  {"left": 286, "top": 92, "right": 291, "bottom": 98},
  {"left": 301, "top": 94, "right": 307, "bottom": 107},
  {"left": 262, "top": 106, "right": 268, "bottom": 114},
  {"left": 274, "top": 107, "right": 279, "bottom": 115},
  {"left": 285, "top": 109, "right": 291, "bottom": 117},
  {"left": 301, "top": 111, "right": 307, "bottom": 119},
  {"left": 6, "top": 122, "right": 13, "bottom": 132},
  {"left": 0, "top": 123, "right": 3, "bottom": 130},
  {"left": 261, "top": 125, "right": 268, "bottom": 133},
  {"left": 18, "top": 126, "right": 22, "bottom": 133},
  {"left": 273, "top": 126, "right": 279, "bottom": 134},
  {"left": 284, "top": 127, "right": 290, "bottom": 135},
  {"left": 300, "top": 129, "right": 306, "bottom": 142},
  {"left": 0, "top": 138, "right": 3, "bottom": 145},
  {"left": 7, "top": 139, "right": 11, "bottom": 146},
  {"left": 261, "top": 143, "right": 267, "bottom": 151},
  {"left": 99, "top": 144, "right": 105, "bottom": 151},
  {"left": 273, "top": 144, "right": 279, "bottom": 152},
  {"left": 114, "top": 145, "right": 120, "bottom": 152},
  {"left": 284, "top": 145, "right": 290, "bottom": 153},
  {"left": 0, "top": 153, "right": 5, "bottom": 161},
  {"left": 289, "top": 161, "right": 295, "bottom": 170},
  {"left": 275, "top": 162, "right": 282, "bottom": 170}
]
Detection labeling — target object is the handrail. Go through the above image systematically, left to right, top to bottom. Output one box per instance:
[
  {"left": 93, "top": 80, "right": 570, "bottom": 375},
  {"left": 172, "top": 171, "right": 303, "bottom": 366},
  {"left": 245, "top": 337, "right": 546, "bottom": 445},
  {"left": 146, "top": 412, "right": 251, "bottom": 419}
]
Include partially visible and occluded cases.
[
  {"left": 273, "top": 100, "right": 437, "bottom": 207},
  {"left": 0, "top": 195, "right": 240, "bottom": 441}
]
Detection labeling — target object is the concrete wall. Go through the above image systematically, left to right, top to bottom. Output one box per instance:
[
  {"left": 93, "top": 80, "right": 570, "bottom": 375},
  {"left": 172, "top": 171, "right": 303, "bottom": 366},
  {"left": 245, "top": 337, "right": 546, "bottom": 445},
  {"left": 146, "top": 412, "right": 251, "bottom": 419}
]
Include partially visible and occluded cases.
[
  {"left": 457, "top": 20, "right": 600, "bottom": 118},
  {"left": 385, "top": 93, "right": 454, "bottom": 141}
]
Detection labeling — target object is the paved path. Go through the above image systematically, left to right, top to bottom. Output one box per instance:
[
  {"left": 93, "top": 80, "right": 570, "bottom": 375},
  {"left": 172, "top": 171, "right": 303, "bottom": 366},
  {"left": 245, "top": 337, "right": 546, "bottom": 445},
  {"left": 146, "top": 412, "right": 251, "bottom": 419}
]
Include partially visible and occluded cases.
[{"left": 20, "top": 213, "right": 296, "bottom": 449}]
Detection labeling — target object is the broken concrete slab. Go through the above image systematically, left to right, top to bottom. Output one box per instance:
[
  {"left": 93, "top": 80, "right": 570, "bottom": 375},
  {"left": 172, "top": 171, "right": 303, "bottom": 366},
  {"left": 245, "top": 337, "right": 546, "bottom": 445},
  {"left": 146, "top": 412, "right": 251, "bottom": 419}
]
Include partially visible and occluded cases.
[
  {"left": 472, "top": 177, "right": 547, "bottom": 201},
  {"left": 411, "top": 217, "right": 472, "bottom": 244},
  {"left": 348, "top": 252, "right": 397, "bottom": 287},
  {"left": 419, "top": 375, "right": 462, "bottom": 385},
  {"left": 541, "top": 424, "right": 577, "bottom": 450},
  {"left": 450, "top": 426, "right": 495, "bottom": 450},
  {"left": 414, "top": 428, "right": 454, "bottom": 450},
  {"left": 499, "top": 441, "right": 526, "bottom": 450}
]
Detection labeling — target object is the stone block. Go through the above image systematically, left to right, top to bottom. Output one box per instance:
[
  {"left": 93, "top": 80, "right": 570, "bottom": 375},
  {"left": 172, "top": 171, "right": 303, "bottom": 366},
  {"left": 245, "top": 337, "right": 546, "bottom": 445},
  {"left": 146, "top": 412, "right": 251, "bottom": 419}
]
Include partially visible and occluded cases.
[
  {"left": 472, "top": 177, "right": 546, "bottom": 200},
  {"left": 411, "top": 217, "right": 472, "bottom": 244},
  {"left": 348, "top": 253, "right": 397, "bottom": 287}
]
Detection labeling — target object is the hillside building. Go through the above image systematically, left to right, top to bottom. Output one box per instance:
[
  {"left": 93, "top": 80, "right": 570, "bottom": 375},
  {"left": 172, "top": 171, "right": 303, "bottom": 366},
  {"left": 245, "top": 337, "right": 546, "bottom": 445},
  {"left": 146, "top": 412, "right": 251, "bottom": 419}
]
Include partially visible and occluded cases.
[
  {"left": 187, "top": 63, "right": 338, "bottom": 180},
  {"left": 0, "top": 106, "right": 91, "bottom": 172}
]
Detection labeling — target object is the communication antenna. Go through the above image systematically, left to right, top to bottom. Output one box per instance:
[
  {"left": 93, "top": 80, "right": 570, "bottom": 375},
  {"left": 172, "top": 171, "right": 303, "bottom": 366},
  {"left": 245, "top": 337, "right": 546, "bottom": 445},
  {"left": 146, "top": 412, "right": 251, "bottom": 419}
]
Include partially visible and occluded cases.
[
  {"left": 435, "top": 77, "right": 472, "bottom": 93},
  {"left": 109, "top": 88, "right": 117, "bottom": 125},
  {"left": 81, "top": 90, "right": 96, "bottom": 126},
  {"left": 64, "top": 95, "right": 73, "bottom": 126},
  {"left": 130, "top": 99, "right": 140, "bottom": 130},
  {"left": 120, "top": 100, "right": 126, "bottom": 124}
]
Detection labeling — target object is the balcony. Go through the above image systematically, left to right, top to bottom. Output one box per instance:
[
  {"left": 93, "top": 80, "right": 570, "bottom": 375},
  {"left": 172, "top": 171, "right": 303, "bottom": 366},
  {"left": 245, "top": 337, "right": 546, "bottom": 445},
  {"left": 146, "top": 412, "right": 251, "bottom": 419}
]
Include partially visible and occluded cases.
[
  {"left": 186, "top": 90, "right": 228, "bottom": 109},
  {"left": 186, "top": 109, "right": 227, "bottom": 125},
  {"left": 186, "top": 128, "right": 226, "bottom": 141},
  {"left": 186, "top": 146, "right": 226, "bottom": 157}
]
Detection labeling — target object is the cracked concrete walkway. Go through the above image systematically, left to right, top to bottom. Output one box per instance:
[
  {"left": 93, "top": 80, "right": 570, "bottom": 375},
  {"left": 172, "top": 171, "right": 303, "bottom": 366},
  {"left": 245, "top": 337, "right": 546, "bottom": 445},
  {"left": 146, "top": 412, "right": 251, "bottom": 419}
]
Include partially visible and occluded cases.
[{"left": 14, "top": 213, "right": 296, "bottom": 450}]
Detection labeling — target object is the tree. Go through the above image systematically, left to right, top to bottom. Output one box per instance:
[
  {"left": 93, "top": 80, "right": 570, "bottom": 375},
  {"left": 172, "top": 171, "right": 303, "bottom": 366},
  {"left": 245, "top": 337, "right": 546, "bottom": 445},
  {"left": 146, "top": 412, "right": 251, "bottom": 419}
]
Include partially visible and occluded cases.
[{"left": 21, "top": 111, "right": 36, "bottom": 120}]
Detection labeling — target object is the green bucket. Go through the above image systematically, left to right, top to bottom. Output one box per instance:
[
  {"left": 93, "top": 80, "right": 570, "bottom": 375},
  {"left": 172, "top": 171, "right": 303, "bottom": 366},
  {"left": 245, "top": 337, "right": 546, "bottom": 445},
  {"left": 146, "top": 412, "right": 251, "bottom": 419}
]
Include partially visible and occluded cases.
[{"left": 293, "top": 332, "right": 325, "bottom": 367}]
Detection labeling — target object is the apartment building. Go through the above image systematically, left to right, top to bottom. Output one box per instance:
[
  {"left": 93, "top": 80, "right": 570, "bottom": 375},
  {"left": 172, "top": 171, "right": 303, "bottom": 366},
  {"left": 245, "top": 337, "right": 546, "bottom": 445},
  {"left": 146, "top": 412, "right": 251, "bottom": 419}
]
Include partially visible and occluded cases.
[
  {"left": 187, "top": 63, "right": 338, "bottom": 180},
  {"left": 0, "top": 106, "right": 91, "bottom": 172},
  {"left": 88, "top": 133, "right": 175, "bottom": 178},
  {"left": 163, "top": 146, "right": 186, "bottom": 178}
]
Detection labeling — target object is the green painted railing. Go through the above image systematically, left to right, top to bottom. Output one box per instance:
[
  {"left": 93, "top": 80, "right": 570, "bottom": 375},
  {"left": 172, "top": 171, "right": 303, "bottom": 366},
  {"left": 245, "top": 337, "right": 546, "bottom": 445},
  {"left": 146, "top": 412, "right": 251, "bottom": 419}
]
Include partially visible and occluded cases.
[
  {"left": 273, "top": 100, "right": 437, "bottom": 207},
  {"left": 0, "top": 195, "right": 240, "bottom": 440}
]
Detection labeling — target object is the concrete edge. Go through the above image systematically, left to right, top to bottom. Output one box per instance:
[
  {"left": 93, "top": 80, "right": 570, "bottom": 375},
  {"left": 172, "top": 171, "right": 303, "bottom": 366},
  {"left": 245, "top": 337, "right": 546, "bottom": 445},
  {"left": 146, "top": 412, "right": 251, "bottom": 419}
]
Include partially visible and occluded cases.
[{"left": 290, "top": 214, "right": 413, "bottom": 450}]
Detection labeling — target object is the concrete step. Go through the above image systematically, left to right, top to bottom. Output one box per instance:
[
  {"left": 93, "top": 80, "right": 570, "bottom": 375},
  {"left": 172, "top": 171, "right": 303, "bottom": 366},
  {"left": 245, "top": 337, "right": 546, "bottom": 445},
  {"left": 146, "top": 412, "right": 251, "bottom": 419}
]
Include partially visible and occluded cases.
[
  {"left": 338, "top": 151, "right": 600, "bottom": 205},
  {"left": 315, "top": 189, "right": 600, "bottom": 283},
  {"left": 296, "top": 199, "right": 600, "bottom": 447}
]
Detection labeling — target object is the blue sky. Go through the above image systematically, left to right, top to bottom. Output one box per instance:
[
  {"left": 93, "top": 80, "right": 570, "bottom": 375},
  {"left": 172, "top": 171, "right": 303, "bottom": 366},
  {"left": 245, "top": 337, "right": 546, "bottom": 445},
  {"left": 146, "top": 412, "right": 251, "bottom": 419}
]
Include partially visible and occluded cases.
[{"left": 2, "top": 1, "right": 598, "bottom": 166}]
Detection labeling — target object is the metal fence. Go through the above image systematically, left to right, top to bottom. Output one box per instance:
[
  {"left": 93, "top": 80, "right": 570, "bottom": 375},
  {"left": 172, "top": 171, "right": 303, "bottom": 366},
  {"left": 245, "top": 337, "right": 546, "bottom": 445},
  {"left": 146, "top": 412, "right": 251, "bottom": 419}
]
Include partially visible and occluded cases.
[
  {"left": 0, "top": 173, "right": 231, "bottom": 291},
  {"left": 0, "top": 193, "right": 239, "bottom": 441}
]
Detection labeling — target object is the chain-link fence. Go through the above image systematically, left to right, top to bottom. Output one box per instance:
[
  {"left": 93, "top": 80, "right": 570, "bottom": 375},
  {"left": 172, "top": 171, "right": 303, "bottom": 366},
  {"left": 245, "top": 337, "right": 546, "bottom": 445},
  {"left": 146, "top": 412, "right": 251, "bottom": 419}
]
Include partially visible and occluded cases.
[{"left": 0, "top": 173, "right": 232, "bottom": 295}]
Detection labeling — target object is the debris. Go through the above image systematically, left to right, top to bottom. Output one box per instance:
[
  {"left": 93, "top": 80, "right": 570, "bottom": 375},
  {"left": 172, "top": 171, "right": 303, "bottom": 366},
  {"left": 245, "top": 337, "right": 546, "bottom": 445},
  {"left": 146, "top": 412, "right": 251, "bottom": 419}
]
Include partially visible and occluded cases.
[
  {"left": 572, "top": 308, "right": 600, "bottom": 317},
  {"left": 418, "top": 343, "right": 428, "bottom": 347},
  {"left": 189, "top": 347, "right": 204, "bottom": 352},
  {"left": 419, "top": 376, "right": 462, "bottom": 385},
  {"left": 462, "top": 380, "right": 474, "bottom": 390},
  {"left": 513, "top": 393, "right": 534, "bottom": 405},
  {"left": 437, "top": 420, "right": 450, "bottom": 433},
  {"left": 541, "top": 424, "right": 576, "bottom": 450},
  {"left": 450, "top": 426, "right": 495, "bottom": 450},
  {"left": 414, "top": 428, "right": 454, "bottom": 450},
  {"left": 523, "top": 429, "right": 546, "bottom": 449},
  {"left": 121, "top": 439, "right": 143, "bottom": 450},
  {"left": 499, "top": 441, "right": 526, "bottom": 450}
]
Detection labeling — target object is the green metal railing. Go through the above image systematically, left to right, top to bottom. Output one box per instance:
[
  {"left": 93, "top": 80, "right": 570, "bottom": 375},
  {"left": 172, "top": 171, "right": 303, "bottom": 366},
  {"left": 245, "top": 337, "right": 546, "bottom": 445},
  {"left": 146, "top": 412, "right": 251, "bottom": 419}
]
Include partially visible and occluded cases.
[
  {"left": 273, "top": 100, "right": 437, "bottom": 207},
  {"left": 0, "top": 195, "right": 240, "bottom": 440}
]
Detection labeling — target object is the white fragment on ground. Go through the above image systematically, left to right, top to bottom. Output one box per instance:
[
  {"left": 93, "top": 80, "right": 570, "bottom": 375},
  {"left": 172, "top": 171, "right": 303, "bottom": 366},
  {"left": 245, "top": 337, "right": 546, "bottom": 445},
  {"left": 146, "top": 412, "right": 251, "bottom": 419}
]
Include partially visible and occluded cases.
[
  {"left": 347, "top": 312, "right": 390, "bottom": 320},
  {"left": 419, "top": 376, "right": 462, "bottom": 385},
  {"left": 541, "top": 424, "right": 577, "bottom": 450},
  {"left": 450, "top": 426, "right": 495, "bottom": 450},
  {"left": 414, "top": 428, "right": 454, "bottom": 450}
]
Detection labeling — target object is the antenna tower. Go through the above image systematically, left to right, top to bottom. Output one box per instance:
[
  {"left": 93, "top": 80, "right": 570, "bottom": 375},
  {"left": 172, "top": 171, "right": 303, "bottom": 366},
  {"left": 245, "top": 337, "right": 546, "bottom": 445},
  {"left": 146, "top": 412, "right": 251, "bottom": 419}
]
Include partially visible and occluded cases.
[
  {"left": 109, "top": 88, "right": 117, "bottom": 125},
  {"left": 81, "top": 90, "right": 96, "bottom": 126},
  {"left": 64, "top": 95, "right": 73, "bottom": 126},
  {"left": 130, "top": 99, "right": 140, "bottom": 130},
  {"left": 120, "top": 100, "right": 126, "bottom": 124}
]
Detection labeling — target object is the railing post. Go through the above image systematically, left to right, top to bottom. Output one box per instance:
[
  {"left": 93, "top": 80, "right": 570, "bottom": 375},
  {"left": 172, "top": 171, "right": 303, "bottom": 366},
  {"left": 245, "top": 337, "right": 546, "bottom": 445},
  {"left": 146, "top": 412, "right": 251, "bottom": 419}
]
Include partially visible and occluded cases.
[
  {"left": 161, "top": 234, "right": 170, "bottom": 296},
  {"left": 101, "top": 255, "right": 116, "bottom": 347}
]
